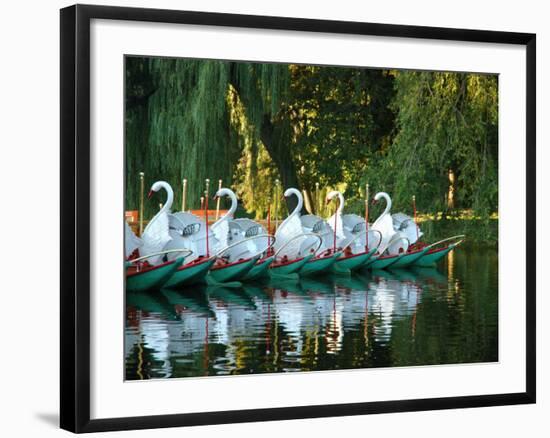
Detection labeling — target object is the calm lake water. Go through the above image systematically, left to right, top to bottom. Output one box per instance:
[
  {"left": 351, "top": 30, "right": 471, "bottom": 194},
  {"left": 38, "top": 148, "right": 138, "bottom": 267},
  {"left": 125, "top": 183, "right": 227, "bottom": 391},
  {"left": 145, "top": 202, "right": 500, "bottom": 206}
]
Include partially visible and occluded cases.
[{"left": 125, "top": 246, "right": 498, "bottom": 380}]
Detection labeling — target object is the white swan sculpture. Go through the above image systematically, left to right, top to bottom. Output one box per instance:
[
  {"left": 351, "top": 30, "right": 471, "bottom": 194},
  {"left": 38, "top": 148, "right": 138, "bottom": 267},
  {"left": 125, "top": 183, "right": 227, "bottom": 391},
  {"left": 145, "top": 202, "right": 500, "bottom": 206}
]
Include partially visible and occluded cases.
[
  {"left": 140, "top": 181, "right": 174, "bottom": 265},
  {"left": 210, "top": 187, "right": 271, "bottom": 262},
  {"left": 273, "top": 188, "right": 319, "bottom": 260},
  {"left": 326, "top": 190, "right": 381, "bottom": 255},
  {"left": 371, "top": 192, "right": 409, "bottom": 256},
  {"left": 124, "top": 221, "right": 142, "bottom": 259}
]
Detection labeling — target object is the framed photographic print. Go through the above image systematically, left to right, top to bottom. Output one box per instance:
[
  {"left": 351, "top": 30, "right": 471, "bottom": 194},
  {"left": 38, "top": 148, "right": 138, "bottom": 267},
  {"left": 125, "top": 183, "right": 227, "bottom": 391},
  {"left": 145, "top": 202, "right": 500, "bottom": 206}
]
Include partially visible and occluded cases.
[{"left": 60, "top": 4, "right": 536, "bottom": 433}]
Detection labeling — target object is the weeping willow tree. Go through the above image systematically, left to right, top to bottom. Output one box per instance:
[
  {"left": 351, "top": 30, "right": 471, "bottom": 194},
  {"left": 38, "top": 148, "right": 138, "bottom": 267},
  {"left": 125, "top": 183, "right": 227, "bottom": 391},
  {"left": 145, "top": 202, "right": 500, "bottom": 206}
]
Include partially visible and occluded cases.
[
  {"left": 125, "top": 57, "right": 292, "bottom": 218},
  {"left": 126, "top": 57, "right": 498, "bottom": 231},
  {"left": 367, "top": 71, "right": 498, "bottom": 216}
]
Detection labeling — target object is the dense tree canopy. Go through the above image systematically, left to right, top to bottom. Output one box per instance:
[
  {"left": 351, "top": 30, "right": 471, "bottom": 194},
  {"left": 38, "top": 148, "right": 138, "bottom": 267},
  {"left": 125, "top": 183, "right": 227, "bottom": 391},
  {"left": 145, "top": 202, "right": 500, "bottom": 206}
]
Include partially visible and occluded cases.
[{"left": 125, "top": 57, "right": 498, "bottom": 222}]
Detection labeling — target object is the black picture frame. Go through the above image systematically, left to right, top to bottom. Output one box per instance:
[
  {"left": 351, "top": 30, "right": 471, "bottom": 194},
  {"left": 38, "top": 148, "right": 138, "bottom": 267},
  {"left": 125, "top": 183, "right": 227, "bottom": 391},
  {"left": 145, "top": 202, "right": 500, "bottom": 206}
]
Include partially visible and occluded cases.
[{"left": 60, "top": 4, "right": 536, "bottom": 433}]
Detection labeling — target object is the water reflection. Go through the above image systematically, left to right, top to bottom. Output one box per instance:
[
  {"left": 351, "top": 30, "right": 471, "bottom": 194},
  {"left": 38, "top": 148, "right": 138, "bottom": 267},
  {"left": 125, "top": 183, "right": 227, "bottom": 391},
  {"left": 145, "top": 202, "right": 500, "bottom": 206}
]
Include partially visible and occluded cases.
[{"left": 125, "top": 247, "right": 498, "bottom": 379}]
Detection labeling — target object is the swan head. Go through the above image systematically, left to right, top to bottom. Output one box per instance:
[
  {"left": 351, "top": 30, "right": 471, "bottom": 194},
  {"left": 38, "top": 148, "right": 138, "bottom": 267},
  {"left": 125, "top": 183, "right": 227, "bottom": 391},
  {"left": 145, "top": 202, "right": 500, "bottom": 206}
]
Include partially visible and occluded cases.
[
  {"left": 148, "top": 181, "right": 170, "bottom": 198},
  {"left": 214, "top": 187, "right": 236, "bottom": 200},
  {"left": 283, "top": 187, "right": 299, "bottom": 197},
  {"left": 325, "top": 190, "right": 341, "bottom": 205},
  {"left": 372, "top": 191, "right": 391, "bottom": 206}
]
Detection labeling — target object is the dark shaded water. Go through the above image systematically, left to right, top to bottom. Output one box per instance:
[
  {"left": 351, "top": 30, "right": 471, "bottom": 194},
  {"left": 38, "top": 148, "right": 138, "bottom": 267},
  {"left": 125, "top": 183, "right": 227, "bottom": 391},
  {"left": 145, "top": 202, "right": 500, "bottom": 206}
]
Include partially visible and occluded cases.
[{"left": 125, "top": 247, "right": 498, "bottom": 379}]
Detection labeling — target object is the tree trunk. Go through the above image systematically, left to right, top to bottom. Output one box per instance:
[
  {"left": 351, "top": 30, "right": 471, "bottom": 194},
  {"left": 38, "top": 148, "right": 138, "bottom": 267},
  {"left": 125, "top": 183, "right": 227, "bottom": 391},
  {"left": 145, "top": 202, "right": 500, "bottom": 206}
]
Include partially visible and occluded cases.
[{"left": 259, "top": 114, "right": 303, "bottom": 213}]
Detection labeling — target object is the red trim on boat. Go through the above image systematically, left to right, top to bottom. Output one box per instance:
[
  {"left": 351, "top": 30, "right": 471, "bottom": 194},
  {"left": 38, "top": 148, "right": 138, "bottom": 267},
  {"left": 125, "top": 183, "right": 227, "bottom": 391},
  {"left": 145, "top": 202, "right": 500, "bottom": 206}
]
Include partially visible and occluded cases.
[
  {"left": 426, "top": 244, "right": 451, "bottom": 255},
  {"left": 404, "top": 247, "right": 426, "bottom": 256},
  {"left": 338, "top": 250, "right": 369, "bottom": 261},
  {"left": 375, "top": 253, "right": 400, "bottom": 261},
  {"left": 256, "top": 256, "right": 272, "bottom": 265},
  {"left": 271, "top": 256, "right": 305, "bottom": 268},
  {"left": 176, "top": 257, "right": 213, "bottom": 272},
  {"left": 210, "top": 257, "right": 255, "bottom": 271},
  {"left": 126, "top": 259, "right": 176, "bottom": 277}
]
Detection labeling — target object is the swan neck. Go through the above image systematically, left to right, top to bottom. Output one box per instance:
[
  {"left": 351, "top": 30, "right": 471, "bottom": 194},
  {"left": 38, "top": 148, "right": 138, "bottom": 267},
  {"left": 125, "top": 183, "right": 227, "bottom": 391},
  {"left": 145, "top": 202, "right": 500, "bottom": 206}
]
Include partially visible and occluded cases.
[
  {"left": 151, "top": 182, "right": 173, "bottom": 223},
  {"left": 214, "top": 191, "right": 237, "bottom": 226},
  {"left": 337, "top": 193, "right": 344, "bottom": 215},
  {"left": 383, "top": 193, "right": 391, "bottom": 216}
]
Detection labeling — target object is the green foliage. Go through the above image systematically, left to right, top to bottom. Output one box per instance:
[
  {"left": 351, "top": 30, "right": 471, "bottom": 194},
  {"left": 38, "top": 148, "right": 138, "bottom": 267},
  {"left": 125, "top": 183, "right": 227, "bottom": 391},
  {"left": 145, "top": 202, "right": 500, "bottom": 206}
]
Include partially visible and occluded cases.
[
  {"left": 125, "top": 57, "right": 498, "bottom": 232},
  {"left": 366, "top": 71, "right": 498, "bottom": 216}
]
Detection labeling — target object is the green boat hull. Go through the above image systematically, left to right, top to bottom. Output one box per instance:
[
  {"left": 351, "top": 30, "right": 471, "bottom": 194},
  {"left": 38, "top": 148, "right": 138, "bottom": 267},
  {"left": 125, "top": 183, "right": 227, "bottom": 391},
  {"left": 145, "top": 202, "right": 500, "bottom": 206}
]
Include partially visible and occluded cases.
[
  {"left": 414, "top": 244, "right": 457, "bottom": 267},
  {"left": 389, "top": 247, "right": 430, "bottom": 268},
  {"left": 332, "top": 250, "right": 374, "bottom": 273},
  {"left": 300, "top": 253, "right": 340, "bottom": 276},
  {"left": 368, "top": 253, "right": 403, "bottom": 270},
  {"left": 270, "top": 254, "right": 313, "bottom": 276},
  {"left": 242, "top": 256, "right": 275, "bottom": 281},
  {"left": 126, "top": 257, "right": 184, "bottom": 292},
  {"left": 164, "top": 257, "right": 216, "bottom": 288},
  {"left": 207, "top": 257, "right": 259, "bottom": 283}
]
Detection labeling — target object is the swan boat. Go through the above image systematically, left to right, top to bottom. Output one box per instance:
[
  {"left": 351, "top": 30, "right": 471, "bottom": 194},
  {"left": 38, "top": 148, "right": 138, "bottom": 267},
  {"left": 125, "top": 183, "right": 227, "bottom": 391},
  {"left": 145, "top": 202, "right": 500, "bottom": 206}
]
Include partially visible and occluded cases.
[
  {"left": 142, "top": 181, "right": 217, "bottom": 288},
  {"left": 207, "top": 188, "right": 274, "bottom": 284},
  {"left": 271, "top": 188, "right": 326, "bottom": 276},
  {"left": 325, "top": 190, "right": 381, "bottom": 273},
  {"left": 365, "top": 192, "right": 464, "bottom": 269},
  {"left": 124, "top": 212, "right": 190, "bottom": 292},
  {"left": 126, "top": 256, "right": 186, "bottom": 292}
]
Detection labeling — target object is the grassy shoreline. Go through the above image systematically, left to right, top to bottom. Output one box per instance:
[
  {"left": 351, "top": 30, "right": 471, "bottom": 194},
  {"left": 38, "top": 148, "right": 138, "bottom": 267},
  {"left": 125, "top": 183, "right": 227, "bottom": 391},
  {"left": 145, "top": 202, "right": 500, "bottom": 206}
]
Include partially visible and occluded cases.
[{"left": 420, "top": 218, "right": 498, "bottom": 248}]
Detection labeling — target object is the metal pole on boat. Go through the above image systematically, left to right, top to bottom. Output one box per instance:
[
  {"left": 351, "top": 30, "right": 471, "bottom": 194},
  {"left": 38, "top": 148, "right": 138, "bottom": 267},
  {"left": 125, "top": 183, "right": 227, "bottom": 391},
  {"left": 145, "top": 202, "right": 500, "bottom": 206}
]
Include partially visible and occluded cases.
[
  {"left": 139, "top": 172, "right": 144, "bottom": 236},
  {"left": 181, "top": 178, "right": 187, "bottom": 212},
  {"left": 205, "top": 179, "right": 210, "bottom": 257},
  {"left": 215, "top": 179, "right": 222, "bottom": 220},
  {"left": 275, "top": 179, "right": 280, "bottom": 231},
  {"left": 315, "top": 182, "right": 319, "bottom": 215},
  {"left": 365, "top": 183, "right": 369, "bottom": 250},
  {"left": 413, "top": 195, "right": 419, "bottom": 241},
  {"left": 267, "top": 196, "right": 271, "bottom": 236},
  {"left": 332, "top": 199, "right": 337, "bottom": 253}
]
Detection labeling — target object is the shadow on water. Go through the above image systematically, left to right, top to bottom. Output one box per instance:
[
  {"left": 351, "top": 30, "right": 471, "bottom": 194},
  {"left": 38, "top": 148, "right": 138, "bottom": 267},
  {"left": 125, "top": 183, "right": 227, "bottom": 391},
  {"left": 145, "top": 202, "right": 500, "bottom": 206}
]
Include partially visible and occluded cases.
[{"left": 125, "top": 246, "right": 498, "bottom": 379}]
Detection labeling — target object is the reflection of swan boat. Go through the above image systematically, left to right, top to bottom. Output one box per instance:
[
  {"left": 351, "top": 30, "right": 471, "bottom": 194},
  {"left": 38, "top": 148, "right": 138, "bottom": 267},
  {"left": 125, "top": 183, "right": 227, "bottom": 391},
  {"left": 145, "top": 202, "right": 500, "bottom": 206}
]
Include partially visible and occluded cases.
[
  {"left": 126, "top": 257, "right": 184, "bottom": 292},
  {"left": 409, "top": 266, "right": 448, "bottom": 284},
  {"left": 331, "top": 274, "right": 369, "bottom": 291},
  {"left": 266, "top": 276, "right": 305, "bottom": 296},
  {"left": 300, "top": 277, "right": 334, "bottom": 294},
  {"left": 239, "top": 284, "right": 271, "bottom": 301},
  {"left": 207, "top": 286, "right": 257, "bottom": 309},
  {"left": 161, "top": 288, "right": 214, "bottom": 317},
  {"left": 126, "top": 290, "right": 174, "bottom": 314}
]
